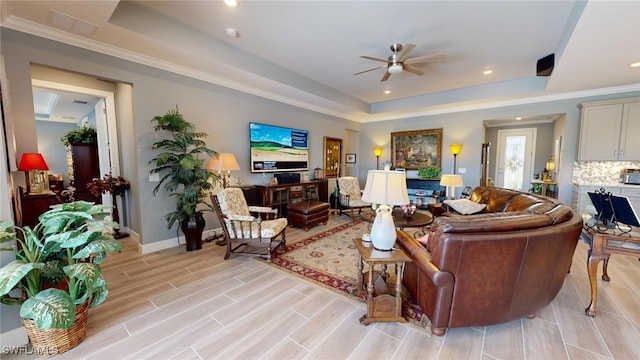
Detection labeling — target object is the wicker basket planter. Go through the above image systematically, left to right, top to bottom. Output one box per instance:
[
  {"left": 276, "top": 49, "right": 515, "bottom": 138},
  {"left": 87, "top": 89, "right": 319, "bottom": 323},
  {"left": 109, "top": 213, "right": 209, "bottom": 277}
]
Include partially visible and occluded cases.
[{"left": 21, "top": 300, "right": 89, "bottom": 357}]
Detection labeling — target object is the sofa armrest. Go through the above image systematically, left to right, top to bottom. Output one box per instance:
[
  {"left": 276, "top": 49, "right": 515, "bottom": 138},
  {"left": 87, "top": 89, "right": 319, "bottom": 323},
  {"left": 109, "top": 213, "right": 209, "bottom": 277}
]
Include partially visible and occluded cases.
[{"left": 396, "top": 231, "right": 454, "bottom": 332}]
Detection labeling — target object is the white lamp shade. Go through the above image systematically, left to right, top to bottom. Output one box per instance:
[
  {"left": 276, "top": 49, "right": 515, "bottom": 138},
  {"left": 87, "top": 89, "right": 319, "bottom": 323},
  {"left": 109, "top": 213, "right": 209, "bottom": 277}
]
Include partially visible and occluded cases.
[
  {"left": 206, "top": 152, "right": 240, "bottom": 172},
  {"left": 546, "top": 157, "right": 556, "bottom": 171},
  {"left": 361, "top": 170, "right": 409, "bottom": 206},
  {"left": 440, "top": 174, "right": 463, "bottom": 187}
]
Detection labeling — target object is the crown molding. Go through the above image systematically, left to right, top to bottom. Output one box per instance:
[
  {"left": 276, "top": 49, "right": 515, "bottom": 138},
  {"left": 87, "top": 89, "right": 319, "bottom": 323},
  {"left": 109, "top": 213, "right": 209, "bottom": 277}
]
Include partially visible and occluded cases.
[{"left": 3, "top": 16, "right": 639, "bottom": 124}]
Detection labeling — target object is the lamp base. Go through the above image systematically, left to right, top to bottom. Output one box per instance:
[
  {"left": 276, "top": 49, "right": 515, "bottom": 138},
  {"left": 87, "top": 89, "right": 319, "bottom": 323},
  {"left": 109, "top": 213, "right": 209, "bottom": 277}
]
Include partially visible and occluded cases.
[{"left": 370, "top": 204, "right": 396, "bottom": 251}]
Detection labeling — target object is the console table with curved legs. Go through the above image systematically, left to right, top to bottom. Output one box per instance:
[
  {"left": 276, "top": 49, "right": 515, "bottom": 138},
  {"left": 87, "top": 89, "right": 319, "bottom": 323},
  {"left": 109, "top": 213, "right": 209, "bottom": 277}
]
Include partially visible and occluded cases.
[{"left": 584, "top": 229, "right": 640, "bottom": 317}]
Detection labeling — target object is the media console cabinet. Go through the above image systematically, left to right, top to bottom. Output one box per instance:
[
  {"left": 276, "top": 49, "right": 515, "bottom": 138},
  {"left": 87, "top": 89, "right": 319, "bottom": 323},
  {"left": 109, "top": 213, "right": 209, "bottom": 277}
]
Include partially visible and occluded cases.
[{"left": 256, "top": 179, "right": 328, "bottom": 216}]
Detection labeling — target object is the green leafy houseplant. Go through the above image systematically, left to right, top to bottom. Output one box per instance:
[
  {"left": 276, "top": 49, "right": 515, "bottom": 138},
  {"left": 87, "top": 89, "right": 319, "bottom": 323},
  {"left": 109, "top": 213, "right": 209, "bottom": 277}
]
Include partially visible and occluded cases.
[
  {"left": 148, "top": 106, "right": 218, "bottom": 250},
  {"left": 60, "top": 126, "right": 98, "bottom": 146},
  {"left": 418, "top": 167, "right": 441, "bottom": 179},
  {"left": 0, "top": 201, "right": 122, "bottom": 329}
]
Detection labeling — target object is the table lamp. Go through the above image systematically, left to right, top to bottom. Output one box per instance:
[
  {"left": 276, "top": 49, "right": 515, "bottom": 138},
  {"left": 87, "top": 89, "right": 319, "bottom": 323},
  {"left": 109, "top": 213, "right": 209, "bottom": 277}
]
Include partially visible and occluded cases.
[
  {"left": 206, "top": 152, "right": 240, "bottom": 188},
  {"left": 18, "top": 153, "right": 50, "bottom": 194},
  {"left": 544, "top": 156, "right": 556, "bottom": 181},
  {"left": 361, "top": 169, "right": 409, "bottom": 250},
  {"left": 440, "top": 174, "right": 463, "bottom": 200}
]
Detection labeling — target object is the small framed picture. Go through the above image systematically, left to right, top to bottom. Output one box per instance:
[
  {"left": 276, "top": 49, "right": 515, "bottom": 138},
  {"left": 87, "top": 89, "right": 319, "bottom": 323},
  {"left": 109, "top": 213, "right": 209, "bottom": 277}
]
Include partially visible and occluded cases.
[
  {"left": 346, "top": 153, "right": 356, "bottom": 163},
  {"left": 270, "top": 177, "right": 278, "bottom": 185}
]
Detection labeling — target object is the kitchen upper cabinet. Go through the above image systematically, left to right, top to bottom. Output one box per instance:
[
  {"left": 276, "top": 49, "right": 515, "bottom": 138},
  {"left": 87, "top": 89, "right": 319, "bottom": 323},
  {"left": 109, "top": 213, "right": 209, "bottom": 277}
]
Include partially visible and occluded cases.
[{"left": 578, "top": 97, "right": 640, "bottom": 161}]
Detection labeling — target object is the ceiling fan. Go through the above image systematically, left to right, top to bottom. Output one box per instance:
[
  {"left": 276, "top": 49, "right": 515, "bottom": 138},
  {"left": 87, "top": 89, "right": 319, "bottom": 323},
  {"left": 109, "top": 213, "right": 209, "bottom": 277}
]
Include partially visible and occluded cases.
[{"left": 354, "top": 43, "right": 445, "bottom": 82}]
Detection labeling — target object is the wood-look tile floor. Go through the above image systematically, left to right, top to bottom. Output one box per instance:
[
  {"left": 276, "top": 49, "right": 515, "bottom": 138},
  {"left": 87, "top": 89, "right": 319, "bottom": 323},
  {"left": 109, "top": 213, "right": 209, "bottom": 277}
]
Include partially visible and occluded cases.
[{"left": 6, "top": 215, "right": 640, "bottom": 359}]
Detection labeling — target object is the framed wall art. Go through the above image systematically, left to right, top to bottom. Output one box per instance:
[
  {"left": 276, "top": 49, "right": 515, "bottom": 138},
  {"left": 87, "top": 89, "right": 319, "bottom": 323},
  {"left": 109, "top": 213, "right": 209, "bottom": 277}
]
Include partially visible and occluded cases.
[
  {"left": 390, "top": 128, "right": 443, "bottom": 170},
  {"left": 323, "top": 136, "right": 342, "bottom": 178},
  {"left": 345, "top": 153, "right": 356, "bottom": 164}
]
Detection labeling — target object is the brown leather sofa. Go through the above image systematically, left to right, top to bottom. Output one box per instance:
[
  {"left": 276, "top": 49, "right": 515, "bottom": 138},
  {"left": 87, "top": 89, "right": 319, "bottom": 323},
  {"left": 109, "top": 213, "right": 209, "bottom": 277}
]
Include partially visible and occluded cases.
[{"left": 396, "top": 186, "right": 583, "bottom": 336}]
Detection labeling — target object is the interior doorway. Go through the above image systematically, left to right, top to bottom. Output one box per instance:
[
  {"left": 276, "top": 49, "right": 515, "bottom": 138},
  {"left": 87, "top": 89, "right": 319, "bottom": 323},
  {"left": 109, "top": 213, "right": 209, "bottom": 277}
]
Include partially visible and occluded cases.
[
  {"left": 31, "top": 80, "right": 120, "bottom": 208},
  {"left": 495, "top": 128, "right": 536, "bottom": 191}
]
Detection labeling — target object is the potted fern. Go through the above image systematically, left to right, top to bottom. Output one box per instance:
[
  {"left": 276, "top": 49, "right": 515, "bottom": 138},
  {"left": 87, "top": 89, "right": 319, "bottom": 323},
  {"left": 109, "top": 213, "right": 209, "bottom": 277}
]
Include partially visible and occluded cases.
[
  {"left": 149, "top": 106, "right": 218, "bottom": 251},
  {"left": 0, "top": 201, "right": 122, "bottom": 356}
]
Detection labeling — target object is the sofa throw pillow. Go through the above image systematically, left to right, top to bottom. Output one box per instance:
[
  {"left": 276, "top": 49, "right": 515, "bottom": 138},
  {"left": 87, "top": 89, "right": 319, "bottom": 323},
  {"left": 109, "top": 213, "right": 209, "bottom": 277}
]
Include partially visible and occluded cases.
[{"left": 443, "top": 198, "right": 486, "bottom": 215}]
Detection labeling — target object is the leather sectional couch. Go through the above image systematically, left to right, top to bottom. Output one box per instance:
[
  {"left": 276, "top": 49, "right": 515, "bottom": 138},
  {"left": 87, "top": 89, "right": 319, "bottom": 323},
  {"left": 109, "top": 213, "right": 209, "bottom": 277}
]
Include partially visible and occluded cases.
[{"left": 396, "top": 186, "right": 583, "bottom": 336}]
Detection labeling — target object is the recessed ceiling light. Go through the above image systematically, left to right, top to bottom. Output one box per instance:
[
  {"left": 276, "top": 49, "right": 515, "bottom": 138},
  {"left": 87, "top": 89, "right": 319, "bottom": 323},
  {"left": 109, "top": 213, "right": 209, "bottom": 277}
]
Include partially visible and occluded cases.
[
  {"left": 225, "top": 0, "right": 238, "bottom": 7},
  {"left": 631, "top": 61, "right": 640, "bottom": 68},
  {"left": 483, "top": 70, "right": 493, "bottom": 75},
  {"left": 384, "top": 90, "right": 391, "bottom": 95},
  {"left": 516, "top": 117, "right": 522, "bottom": 120}
]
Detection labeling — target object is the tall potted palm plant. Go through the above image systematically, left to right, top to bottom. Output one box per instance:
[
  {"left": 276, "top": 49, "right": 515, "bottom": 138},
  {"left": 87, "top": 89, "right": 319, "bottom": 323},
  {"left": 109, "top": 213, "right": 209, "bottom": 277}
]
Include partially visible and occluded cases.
[{"left": 149, "top": 106, "right": 218, "bottom": 251}]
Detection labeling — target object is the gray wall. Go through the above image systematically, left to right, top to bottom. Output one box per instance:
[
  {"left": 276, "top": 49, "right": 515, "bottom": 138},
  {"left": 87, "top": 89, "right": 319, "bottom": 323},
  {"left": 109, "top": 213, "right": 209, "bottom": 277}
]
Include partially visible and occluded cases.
[
  {"left": 1, "top": 28, "right": 359, "bottom": 248},
  {"left": 358, "top": 94, "right": 639, "bottom": 202},
  {"left": 35, "top": 120, "right": 75, "bottom": 185},
  {"left": 484, "top": 122, "right": 555, "bottom": 182}
]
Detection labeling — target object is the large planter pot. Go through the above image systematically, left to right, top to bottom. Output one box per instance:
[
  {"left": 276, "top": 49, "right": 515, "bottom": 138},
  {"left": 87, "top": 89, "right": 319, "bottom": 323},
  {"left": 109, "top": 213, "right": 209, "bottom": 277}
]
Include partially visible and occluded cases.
[
  {"left": 181, "top": 212, "right": 205, "bottom": 251},
  {"left": 21, "top": 300, "right": 89, "bottom": 357}
]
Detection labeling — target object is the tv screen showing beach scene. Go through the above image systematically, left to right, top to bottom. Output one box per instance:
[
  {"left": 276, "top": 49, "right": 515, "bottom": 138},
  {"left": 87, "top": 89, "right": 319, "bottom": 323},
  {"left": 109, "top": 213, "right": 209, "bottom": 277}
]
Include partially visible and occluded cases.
[{"left": 250, "top": 122, "right": 309, "bottom": 173}]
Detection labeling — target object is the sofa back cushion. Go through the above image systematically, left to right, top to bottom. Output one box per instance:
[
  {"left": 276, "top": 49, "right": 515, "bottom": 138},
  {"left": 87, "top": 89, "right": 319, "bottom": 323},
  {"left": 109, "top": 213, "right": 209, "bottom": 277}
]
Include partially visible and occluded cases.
[{"left": 470, "top": 187, "right": 519, "bottom": 212}]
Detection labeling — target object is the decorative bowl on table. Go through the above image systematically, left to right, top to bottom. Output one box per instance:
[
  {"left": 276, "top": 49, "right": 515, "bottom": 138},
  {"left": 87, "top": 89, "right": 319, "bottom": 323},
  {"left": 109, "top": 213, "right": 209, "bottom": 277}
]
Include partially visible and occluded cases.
[{"left": 401, "top": 203, "right": 417, "bottom": 218}]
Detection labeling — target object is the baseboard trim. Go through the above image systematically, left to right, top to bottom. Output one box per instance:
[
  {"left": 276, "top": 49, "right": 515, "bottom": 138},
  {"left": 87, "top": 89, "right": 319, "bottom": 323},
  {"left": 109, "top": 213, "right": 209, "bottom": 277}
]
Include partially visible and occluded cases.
[
  {"left": 138, "top": 227, "right": 223, "bottom": 254},
  {"left": 0, "top": 325, "right": 28, "bottom": 348}
]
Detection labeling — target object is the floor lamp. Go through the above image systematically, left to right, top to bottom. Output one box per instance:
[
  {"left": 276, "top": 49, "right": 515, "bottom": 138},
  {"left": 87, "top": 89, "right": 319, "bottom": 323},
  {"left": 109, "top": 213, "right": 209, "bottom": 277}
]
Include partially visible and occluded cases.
[
  {"left": 450, "top": 144, "right": 462, "bottom": 174},
  {"left": 373, "top": 147, "right": 383, "bottom": 170},
  {"left": 206, "top": 152, "right": 240, "bottom": 188}
]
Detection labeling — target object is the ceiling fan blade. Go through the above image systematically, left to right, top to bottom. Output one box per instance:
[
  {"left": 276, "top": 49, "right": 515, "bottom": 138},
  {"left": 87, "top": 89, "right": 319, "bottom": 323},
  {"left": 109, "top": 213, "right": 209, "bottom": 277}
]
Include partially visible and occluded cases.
[
  {"left": 397, "top": 43, "right": 416, "bottom": 62},
  {"left": 404, "top": 53, "right": 445, "bottom": 65},
  {"left": 360, "top": 55, "right": 389, "bottom": 63},
  {"left": 403, "top": 65, "right": 424, "bottom": 75},
  {"left": 354, "top": 66, "right": 386, "bottom": 75},
  {"left": 380, "top": 71, "right": 391, "bottom": 82}
]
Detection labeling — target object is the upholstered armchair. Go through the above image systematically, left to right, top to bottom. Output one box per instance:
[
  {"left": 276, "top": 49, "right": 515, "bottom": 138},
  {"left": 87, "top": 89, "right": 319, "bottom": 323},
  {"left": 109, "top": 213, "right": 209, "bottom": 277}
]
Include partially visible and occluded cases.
[
  {"left": 336, "top": 176, "right": 371, "bottom": 217},
  {"left": 212, "top": 187, "right": 287, "bottom": 262}
]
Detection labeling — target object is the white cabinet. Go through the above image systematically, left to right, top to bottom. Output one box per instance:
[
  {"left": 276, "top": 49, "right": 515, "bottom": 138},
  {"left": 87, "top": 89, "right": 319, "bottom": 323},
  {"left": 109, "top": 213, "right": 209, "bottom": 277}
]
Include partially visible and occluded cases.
[{"left": 578, "top": 97, "right": 640, "bottom": 161}]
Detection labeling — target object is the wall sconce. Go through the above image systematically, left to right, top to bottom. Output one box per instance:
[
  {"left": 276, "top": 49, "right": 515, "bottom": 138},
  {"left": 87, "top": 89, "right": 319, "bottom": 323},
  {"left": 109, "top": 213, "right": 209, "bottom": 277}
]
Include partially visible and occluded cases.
[
  {"left": 450, "top": 144, "right": 462, "bottom": 174},
  {"left": 373, "top": 147, "right": 383, "bottom": 170},
  {"left": 206, "top": 152, "right": 240, "bottom": 188},
  {"left": 18, "top": 153, "right": 50, "bottom": 194}
]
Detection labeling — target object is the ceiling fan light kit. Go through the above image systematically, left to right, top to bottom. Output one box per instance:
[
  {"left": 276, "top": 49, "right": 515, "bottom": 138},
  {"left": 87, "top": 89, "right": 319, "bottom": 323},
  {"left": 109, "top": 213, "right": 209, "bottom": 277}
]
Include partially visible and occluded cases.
[
  {"left": 355, "top": 43, "right": 444, "bottom": 82},
  {"left": 388, "top": 64, "right": 403, "bottom": 74}
]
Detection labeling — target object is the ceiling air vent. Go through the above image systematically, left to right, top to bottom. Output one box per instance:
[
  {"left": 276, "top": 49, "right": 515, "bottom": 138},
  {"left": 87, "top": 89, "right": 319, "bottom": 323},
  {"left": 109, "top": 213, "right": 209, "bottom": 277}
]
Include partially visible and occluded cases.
[{"left": 49, "top": 9, "right": 97, "bottom": 36}]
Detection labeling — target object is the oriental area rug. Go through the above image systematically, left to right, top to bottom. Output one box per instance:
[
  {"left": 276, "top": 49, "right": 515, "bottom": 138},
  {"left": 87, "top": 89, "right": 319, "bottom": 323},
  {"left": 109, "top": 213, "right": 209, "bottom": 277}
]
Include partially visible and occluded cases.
[{"left": 267, "top": 219, "right": 429, "bottom": 330}]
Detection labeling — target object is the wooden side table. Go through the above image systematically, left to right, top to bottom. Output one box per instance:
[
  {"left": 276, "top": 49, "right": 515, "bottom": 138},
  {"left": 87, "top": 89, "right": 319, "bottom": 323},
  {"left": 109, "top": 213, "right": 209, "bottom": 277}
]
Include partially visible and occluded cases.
[
  {"left": 584, "top": 229, "right": 640, "bottom": 317},
  {"left": 353, "top": 237, "right": 412, "bottom": 325}
]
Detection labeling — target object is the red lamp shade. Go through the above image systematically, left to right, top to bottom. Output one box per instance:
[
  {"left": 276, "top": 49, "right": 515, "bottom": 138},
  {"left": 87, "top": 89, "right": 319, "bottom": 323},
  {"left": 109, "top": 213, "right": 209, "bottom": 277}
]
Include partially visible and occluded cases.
[{"left": 18, "top": 153, "right": 49, "bottom": 171}]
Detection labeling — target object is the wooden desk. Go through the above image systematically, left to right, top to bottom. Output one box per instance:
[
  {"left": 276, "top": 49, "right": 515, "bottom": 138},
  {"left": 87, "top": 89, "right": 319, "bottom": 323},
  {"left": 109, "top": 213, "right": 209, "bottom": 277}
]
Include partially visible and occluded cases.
[
  {"left": 256, "top": 180, "right": 327, "bottom": 216},
  {"left": 584, "top": 229, "right": 640, "bottom": 317},
  {"left": 353, "top": 237, "right": 412, "bottom": 325}
]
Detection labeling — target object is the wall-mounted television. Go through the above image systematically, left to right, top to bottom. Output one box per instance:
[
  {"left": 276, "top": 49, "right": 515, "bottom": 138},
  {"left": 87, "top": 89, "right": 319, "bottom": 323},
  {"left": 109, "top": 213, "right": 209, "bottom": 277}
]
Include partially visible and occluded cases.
[{"left": 250, "top": 122, "right": 309, "bottom": 173}]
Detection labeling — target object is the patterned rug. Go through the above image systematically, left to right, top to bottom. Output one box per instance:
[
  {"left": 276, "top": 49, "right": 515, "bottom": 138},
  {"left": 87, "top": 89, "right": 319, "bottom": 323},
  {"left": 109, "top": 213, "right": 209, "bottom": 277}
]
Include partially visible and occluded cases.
[{"left": 268, "top": 219, "right": 429, "bottom": 330}]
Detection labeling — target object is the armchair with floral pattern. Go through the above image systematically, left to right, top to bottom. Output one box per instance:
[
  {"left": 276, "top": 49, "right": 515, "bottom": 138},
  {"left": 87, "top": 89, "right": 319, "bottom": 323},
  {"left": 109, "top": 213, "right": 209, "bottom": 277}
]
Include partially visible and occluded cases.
[
  {"left": 336, "top": 176, "right": 371, "bottom": 217},
  {"left": 212, "top": 187, "right": 287, "bottom": 262}
]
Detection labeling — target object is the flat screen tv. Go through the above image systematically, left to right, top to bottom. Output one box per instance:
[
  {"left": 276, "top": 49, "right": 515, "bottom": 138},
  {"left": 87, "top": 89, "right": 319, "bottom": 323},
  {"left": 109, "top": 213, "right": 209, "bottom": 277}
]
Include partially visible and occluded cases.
[{"left": 250, "top": 122, "right": 309, "bottom": 173}]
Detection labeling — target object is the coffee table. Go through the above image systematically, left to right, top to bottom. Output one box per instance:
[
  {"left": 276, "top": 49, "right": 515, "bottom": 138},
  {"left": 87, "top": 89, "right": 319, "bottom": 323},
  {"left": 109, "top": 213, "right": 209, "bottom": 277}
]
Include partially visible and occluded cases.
[{"left": 362, "top": 208, "right": 433, "bottom": 234}]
